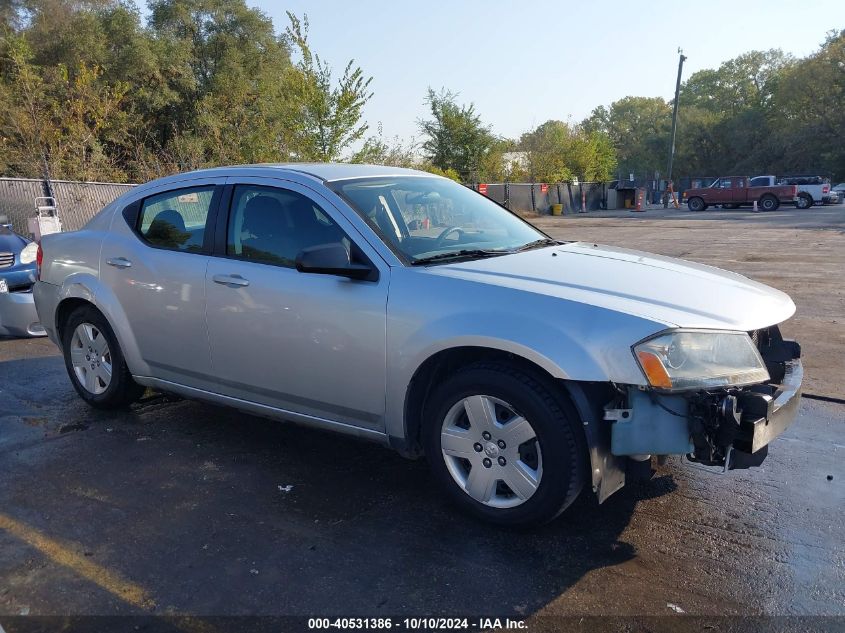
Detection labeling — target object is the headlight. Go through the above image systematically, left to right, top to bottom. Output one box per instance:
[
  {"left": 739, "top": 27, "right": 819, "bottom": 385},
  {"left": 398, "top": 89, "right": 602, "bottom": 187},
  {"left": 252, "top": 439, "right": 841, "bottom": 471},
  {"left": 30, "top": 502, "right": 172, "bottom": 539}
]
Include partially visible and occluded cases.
[
  {"left": 19, "top": 242, "right": 38, "bottom": 264},
  {"left": 633, "top": 330, "right": 769, "bottom": 391}
]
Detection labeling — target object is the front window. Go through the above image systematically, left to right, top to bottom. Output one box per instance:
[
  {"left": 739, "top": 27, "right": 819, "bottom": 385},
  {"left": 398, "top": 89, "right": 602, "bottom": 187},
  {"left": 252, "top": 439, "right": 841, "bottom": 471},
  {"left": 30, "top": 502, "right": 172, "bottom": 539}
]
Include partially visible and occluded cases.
[
  {"left": 331, "top": 177, "right": 551, "bottom": 264},
  {"left": 226, "top": 185, "right": 348, "bottom": 268}
]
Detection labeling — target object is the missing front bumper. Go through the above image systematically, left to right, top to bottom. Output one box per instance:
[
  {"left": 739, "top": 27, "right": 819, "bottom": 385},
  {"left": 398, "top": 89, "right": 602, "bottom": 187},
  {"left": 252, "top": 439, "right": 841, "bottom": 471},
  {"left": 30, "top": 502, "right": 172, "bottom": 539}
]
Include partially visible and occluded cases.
[
  {"left": 607, "top": 357, "right": 803, "bottom": 470},
  {"left": 737, "top": 358, "right": 803, "bottom": 455}
]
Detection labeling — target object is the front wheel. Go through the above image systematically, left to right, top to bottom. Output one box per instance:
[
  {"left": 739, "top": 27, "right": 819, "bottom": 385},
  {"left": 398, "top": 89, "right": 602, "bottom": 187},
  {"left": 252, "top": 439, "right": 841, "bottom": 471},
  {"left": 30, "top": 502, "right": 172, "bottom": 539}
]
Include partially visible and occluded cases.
[
  {"left": 687, "top": 197, "right": 705, "bottom": 212},
  {"left": 62, "top": 305, "right": 145, "bottom": 409},
  {"left": 422, "top": 362, "right": 586, "bottom": 526}
]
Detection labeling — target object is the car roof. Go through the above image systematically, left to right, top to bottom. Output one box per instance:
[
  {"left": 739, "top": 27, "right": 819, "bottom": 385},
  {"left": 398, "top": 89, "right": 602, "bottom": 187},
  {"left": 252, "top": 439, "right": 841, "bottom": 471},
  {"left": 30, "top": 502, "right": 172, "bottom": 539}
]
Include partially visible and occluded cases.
[
  {"left": 149, "top": 163, "right": 435, "bottom": 185},
  {"left": 265, "top": 163, "right": 433, "bottom": 182}
]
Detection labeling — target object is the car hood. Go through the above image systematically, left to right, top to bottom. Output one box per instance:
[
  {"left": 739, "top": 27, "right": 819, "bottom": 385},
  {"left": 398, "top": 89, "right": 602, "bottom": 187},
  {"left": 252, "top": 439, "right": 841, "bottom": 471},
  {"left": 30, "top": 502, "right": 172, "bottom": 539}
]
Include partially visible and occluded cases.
[
  {"left": 0, "top": 231, "right": 25, "bottom": 253},
  {"left": 426, "top": 242, "right": 795, "bottom": 331}
]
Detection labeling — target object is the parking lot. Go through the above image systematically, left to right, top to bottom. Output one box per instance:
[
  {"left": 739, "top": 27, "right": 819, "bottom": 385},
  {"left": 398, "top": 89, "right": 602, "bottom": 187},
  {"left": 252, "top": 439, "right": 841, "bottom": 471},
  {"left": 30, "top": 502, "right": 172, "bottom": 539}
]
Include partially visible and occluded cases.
[{"left": 0, "top": 206, "right": 843, "bottom": 625}]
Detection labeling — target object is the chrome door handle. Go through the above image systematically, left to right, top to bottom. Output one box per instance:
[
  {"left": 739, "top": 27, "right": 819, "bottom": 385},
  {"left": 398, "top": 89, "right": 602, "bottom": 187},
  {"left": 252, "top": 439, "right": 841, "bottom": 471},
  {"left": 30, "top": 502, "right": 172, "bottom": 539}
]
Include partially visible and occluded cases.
[
  {"left": 106, "top": 257, "right": 132, "bottom": 268},
  {"left": 212, "top": 274, "right": 250, "bottom": 288}
]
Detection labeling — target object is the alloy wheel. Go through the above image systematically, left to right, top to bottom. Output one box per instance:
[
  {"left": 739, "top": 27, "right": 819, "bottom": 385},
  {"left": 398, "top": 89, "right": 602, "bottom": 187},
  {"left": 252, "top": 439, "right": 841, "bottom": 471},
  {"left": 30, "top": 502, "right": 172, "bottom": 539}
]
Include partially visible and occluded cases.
[
  {"left": 70, "top": 323, "right": 113, "bottom": 395},
  {"left": 440, "top": 395, "right": 543, "bottom": 508}
]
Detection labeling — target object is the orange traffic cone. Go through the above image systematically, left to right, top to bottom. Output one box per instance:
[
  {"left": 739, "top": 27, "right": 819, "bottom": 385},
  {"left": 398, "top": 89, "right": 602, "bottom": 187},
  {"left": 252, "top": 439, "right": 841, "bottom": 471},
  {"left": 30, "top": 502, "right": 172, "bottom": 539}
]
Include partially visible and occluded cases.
[{"left": 631, "top": 189, "right": 645, "bottom": 212}]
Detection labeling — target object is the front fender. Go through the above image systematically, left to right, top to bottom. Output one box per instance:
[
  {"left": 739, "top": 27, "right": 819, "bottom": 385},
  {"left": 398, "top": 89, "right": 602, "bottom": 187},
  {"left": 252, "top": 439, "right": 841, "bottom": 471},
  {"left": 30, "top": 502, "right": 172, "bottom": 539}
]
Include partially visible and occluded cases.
[
  {"left": 54, "top": 273, "right": 149, "bottom": 376},
  {"left": 384, "top": 273, "right": 666, "bottom": 441},
  {"left": 403, "top": 313, "right": 606, "bottom": 381}
]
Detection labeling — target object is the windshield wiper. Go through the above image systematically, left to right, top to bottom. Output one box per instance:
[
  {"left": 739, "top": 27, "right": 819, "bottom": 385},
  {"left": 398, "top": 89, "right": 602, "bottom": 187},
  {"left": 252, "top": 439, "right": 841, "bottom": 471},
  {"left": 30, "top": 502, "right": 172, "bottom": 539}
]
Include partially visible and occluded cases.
[
  {"left": 512, "top": 238, "right": 561, "bottom": 252},
  {"left": 411, "top": 249, "right": 510, "bottom": 265}
]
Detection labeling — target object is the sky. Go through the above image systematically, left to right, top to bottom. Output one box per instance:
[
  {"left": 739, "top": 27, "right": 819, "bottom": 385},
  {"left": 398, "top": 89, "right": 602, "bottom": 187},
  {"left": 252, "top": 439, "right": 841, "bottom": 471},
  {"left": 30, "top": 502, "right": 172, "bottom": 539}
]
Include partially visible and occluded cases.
[{"left": 248, "top": 0, "right": 840, "bottom": 144}]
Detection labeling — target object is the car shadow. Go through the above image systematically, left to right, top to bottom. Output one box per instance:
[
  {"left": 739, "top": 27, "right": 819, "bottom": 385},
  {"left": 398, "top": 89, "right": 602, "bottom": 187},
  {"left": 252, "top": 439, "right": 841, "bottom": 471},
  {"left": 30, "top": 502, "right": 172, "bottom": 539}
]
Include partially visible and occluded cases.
[{"left": 0, "top": 354, "right": 677, "bottom": 618}]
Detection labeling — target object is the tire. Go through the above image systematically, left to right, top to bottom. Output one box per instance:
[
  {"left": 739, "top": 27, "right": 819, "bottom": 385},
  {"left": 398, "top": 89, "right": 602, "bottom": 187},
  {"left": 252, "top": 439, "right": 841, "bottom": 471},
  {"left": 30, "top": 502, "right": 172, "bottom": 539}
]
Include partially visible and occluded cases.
[
  {"left": 796, "top": 193, "right": 812, "bottom": 209},
  {"left": 759, "top": 194, "right": 779, "bottom": 211},
  {"left": 687, "top": 197, "right": 705, "bottom": 212},
  {"left": 62, "top": 305, "right": 145, "bottom": 409},
  {"left": 422, "top": 361, "right": 586, "bottom": 526}
]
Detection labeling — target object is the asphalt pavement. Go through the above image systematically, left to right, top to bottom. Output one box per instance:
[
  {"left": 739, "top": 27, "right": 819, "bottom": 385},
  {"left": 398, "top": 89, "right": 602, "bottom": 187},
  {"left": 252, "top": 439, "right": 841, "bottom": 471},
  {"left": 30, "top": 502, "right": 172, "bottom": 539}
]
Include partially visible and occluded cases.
[{"left": 0, "top": 207, "right": 842, "bottom": 630}]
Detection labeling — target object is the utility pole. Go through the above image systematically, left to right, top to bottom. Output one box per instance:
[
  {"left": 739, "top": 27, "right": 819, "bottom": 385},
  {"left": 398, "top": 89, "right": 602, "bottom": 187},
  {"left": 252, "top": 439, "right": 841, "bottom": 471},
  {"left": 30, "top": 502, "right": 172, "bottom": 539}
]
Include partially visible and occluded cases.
[{"left": 664, "top": 48, "right": 687, "bottom": 208}]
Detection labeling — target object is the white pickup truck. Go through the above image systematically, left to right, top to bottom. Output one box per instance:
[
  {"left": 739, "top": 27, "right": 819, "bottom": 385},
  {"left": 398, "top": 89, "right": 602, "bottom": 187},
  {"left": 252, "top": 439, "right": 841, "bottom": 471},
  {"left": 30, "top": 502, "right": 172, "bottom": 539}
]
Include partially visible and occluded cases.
[{"left": 750, "top": 175, "right": 839, "bottom": 208}]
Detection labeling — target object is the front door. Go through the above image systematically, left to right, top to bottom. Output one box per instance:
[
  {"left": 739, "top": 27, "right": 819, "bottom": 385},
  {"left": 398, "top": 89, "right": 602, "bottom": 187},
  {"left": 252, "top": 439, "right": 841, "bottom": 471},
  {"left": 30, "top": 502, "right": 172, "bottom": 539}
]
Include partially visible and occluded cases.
[
  {"left": 100, "top": 180, "right": 223, "bottom": 389},
  {"left": 204, "top": 180, "right": 389, "bottom": 430}
]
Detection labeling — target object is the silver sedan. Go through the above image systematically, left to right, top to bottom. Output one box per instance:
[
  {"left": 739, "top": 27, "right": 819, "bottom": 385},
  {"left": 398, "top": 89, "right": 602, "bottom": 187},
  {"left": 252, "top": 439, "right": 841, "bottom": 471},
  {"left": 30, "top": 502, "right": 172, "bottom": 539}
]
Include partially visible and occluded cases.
[{"left": 34, "top": 164, "right": 803, "bottom": 525}]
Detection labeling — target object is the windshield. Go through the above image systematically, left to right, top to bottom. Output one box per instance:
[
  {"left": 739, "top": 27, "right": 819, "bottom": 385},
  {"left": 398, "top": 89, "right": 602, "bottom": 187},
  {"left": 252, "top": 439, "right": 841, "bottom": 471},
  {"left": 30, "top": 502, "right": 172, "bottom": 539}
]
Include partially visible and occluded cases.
[{"left": 331, "top": 176, "right": 549, "bottom": 264}]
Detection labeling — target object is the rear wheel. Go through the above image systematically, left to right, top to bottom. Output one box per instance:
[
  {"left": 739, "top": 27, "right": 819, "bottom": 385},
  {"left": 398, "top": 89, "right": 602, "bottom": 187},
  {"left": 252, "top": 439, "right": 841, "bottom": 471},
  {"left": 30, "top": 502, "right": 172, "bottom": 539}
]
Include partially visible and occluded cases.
[
  {"left": 795, "top": 193, "right": 812, "bottom": 209},
  {"left": 759, "top": 194, "right": 779, "bottom": 211},
  {"left": 687, "top": 197, "right": 705, "bottom": 212},
  {"left": 62, "top": 305, "right": 144, "bottom": 409},
  {"left": 422, "top": 362, "right": 586, "bottom": 526}
]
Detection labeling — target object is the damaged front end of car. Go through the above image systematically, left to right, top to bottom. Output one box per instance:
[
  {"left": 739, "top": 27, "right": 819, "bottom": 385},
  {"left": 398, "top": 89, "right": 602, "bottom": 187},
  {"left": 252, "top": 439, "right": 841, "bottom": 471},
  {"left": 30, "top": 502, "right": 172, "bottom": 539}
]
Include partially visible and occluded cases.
[{"left": 606, "top": 325, "right": 802, "bottom": 471}]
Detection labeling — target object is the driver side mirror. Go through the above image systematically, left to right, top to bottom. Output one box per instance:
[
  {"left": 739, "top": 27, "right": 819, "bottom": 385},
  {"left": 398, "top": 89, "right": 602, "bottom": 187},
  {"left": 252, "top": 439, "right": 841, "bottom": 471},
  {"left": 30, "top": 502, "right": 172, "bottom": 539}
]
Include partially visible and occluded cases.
[{"left": 295, "top": 242, "right": 378, "bottom": 281}]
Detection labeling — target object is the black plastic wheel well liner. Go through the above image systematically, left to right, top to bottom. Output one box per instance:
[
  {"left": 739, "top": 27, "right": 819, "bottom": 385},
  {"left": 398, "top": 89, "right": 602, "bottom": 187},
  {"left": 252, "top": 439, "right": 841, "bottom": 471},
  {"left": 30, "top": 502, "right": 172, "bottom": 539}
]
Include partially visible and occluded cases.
[{"left": 55, "top": 298, "right": 97, "bottom": 344}]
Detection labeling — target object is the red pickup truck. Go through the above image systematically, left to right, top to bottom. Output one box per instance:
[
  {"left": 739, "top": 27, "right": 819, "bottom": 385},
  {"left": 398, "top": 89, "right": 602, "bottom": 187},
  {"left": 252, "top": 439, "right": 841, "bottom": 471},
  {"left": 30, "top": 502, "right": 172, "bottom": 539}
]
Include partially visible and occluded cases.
[{"left": 683, "top": 176, "right": 798, "bottom": 212}]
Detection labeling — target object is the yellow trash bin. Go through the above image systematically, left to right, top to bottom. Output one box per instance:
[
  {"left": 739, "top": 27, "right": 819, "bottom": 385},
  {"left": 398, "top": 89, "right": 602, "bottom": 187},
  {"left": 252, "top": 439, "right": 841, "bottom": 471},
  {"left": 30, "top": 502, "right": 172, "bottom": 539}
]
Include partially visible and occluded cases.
[{"left": 551, "top": 203, "right": 563, "bottom": 216}]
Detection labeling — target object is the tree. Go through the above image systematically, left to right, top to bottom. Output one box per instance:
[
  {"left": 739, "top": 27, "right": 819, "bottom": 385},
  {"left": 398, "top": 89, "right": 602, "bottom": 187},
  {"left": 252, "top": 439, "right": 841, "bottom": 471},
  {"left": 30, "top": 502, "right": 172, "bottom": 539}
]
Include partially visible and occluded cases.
[
  {"left": 147, "top": 0, "right": 291, "bottom": 146},
  {"left": 283, "top": 12, "right": 372, "bottom": 161},
  {"left": 769, "top": 30, "right": 845, "bottom": 179},
  {"left": 0, "top": 33, "right": 129, "bottom": 180},
  {"left": 675, "top": 49, "right": 795, "bottom": 175},
  {"left": 681, "top": 50, "right": 794, "bottom": 115},
  {"left": 418, "top": 88, "right": 495, "bottom": 181},
  {"left": 583, "top": 96, "right": 670, "bottom": 178},
  {"left": 519, "top": 120, "right": 616, "bottom": 183},
  {"left": 349, "top": 124, "right": 418, "bottom": 167},
  {"left": 418, "top": 164, "right": 461, "bottom": 182}
]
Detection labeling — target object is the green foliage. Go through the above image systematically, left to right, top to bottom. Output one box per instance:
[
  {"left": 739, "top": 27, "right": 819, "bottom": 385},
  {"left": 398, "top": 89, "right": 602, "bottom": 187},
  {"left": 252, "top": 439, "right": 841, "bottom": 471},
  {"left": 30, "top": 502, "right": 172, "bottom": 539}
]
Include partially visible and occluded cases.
[
  {"left": 0, "top": 0, "right": 374, "bottom": 181},
  {"left": 1, "top": 2, "right": 841, "bottom": 185},
  {"left": 283, "top": 12, "right": 373, "bottom": 161},
  {"left": 769, "top": 30, "right": 845, "bottom": 179},
  {"left": 0, "top": 33, "right": 129, "bottom": 180},
  {"left": 586, "top": 43, "right": 844, "bottom": 180},
  {"left": 419, "top": 88, "right": 495, "bottom": 181},
  {"left": 583, "top": 97, "right": 670, "bottom": 177},
  {"left": 518, "top": 120, "right": 616, "bottom": 183},
  {"left": 349, "top": 124, "right": 418, "bottom": 167},
  {"left": 476, "top": 137, "right": 519, "bottom": 182},
  {"left": 418, "top": 164, "right": 462, "bottom": 182}
]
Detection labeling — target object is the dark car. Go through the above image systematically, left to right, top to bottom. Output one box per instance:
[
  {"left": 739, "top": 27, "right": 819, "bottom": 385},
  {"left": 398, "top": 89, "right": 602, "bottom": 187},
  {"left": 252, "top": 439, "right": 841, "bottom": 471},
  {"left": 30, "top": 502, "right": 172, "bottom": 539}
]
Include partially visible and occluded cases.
[{"left": 0, "top": 215, "right": 45, "bottom": 337}]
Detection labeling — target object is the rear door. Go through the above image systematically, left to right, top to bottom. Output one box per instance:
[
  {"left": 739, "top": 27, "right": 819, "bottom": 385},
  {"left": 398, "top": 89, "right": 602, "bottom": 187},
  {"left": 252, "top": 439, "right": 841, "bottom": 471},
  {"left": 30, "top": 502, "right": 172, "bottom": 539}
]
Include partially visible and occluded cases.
[
  {"left": 204, "top": 177, "right": 389, "bottom": 431},
  {"left": 101, "top": 178, "right": 224, "bottom": 389}
]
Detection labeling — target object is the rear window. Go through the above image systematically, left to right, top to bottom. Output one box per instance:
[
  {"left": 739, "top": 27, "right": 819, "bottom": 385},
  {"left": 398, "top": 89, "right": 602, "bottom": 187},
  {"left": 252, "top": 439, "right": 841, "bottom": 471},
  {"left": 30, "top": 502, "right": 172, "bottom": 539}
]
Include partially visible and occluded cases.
[{"left": 138, "top": 186, "right": 215, "bottom": 252}]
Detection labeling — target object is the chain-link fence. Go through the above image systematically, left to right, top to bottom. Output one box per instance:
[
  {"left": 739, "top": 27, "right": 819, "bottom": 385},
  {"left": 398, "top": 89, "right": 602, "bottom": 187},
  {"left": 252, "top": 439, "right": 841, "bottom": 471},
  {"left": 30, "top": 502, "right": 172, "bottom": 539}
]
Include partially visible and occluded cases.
[{"left": 0, "top": 178, "right": 135, "bottom": 235}]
